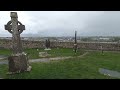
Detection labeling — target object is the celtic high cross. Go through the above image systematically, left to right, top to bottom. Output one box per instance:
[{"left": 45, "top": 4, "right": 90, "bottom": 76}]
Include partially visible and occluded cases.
[
  {"left": 4, "top": 12, "right": 31, "bottom": 74},
  {"left": 5, "top": 12, "right": 25, "bottom": 54}
]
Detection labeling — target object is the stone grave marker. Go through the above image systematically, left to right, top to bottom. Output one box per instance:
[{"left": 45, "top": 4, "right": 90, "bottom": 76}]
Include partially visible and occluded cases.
[
  {"left": 4, "top": 12, "right": 31, "bottom": 74},
  {"left": 74, "top": 31, "right": 77, "bottom": 54},
  {"left": 44, "top": 39, "right": 51, "bottom": 50},
  {"left": 99, "top": 68, "right": 120, "bottom": 78}
]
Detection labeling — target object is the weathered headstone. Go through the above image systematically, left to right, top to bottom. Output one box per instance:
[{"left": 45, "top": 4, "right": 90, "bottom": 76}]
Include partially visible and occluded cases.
[
  {"left": 5, "top": 12, "right": 31, "bottom": 74},
  {"left": 74, "top": 31, "right": 77, "bottom": 53},
  {"left": 44, "top": 39, "right": 51, "bottom": 50}
]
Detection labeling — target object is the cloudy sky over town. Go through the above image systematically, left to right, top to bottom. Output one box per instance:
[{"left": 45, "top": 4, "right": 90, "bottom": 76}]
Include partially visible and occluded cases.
[{"left": 0, "top": 11, "right": 120, "bottom": 37}]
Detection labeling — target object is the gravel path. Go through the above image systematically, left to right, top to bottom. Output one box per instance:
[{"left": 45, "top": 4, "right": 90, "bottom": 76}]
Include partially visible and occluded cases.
[{"left": 0, "top": 52, "right": 88, "bottom": 64}]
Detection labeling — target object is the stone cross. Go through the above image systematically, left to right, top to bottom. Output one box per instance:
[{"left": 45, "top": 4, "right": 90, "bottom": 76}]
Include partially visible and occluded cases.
[
  {"left": 4, "top": 12, "right": 31, "bottom": 74},
  {"left": 5, "top": 12, "right": 25, "bottom": 54},
  {"left": 74, "top": 31, "right": 77, "bottom": 53}
]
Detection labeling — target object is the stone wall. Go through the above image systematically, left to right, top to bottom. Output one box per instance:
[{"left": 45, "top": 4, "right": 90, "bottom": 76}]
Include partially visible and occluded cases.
[{"left": 0, "top": 39, "right": 120, "bottom": 51}]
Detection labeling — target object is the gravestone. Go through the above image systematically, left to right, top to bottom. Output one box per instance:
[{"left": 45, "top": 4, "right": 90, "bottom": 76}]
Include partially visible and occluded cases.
[
  {"left": 4, "top": 12, "right": 31, "bottom": 74},
  {"left": 74, "top": 31, "right": 77, "bottom": 53},
  {"left": 44, "top": 39, "right": 51, "bottom": 50},
  {"left": 100, "top": 45, "right": 104, "bottom": 55},
  {"left": 99, "top": 68, "right": 120, "bottom": 78}
]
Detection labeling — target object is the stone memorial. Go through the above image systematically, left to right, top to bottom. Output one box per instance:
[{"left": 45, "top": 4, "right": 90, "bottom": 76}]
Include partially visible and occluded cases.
[
  {"left": 5, "top": 12, "right": 31, "bottom": 74},
  {"left": 74, "top": 31, "right": 77, "bottom": 53},
  {"left": 44, "top": 39, "right": 51, "bottom": 50},
  {"left": 99, "top": 68, "right": 120, "bottom": 78}
]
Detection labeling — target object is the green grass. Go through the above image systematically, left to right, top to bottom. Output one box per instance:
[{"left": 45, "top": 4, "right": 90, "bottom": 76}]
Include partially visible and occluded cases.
[
  {"left": 0, "top": 48, "right": 85, "bottom": 59},
  {"left": 25, "top": 48, "right": 85, "bottom": 59},
  {"left": 46, "top": 48, "right": 84, "bottom": 57},
  {"left": 0, "top": 49, "right": 12, "bottom": 56},
  {"left": 0, "top": 50, "right": 120, "bottom": 79}
]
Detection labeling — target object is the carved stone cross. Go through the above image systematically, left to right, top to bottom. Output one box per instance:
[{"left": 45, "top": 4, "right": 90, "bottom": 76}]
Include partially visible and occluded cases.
[
  {"left": 4, "top": 12, "right": 31, "bottom": 74},
  {"left": 5, "top": 12, "right": 25, "bottom": 54}
]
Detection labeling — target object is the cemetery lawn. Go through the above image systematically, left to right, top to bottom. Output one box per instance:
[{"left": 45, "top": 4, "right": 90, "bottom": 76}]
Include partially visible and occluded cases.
[
  {"left": 0, "top": 48, "right": 85, "bottom": 59},
  {"left": 0, "top": 49, "right": 12, "bottom": 56},
  {"left": 0, "top": 51, "right": 120, "bottom": 79}
]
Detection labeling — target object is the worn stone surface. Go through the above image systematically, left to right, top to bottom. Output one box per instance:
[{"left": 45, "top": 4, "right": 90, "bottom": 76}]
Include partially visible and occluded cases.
[
  {"left": 8, "top": 55, "right": 27, "bottom": 72},
  {"left": 99, "top": 68, "right": 120, "bottom": 78}
]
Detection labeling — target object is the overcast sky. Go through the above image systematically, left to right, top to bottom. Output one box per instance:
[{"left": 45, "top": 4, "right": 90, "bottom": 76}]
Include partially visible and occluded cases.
[{"left": 0, "top": 11, "right": 120, "bottom": 37}]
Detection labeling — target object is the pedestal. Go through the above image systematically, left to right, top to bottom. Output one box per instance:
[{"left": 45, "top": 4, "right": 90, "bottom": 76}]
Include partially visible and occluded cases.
[
  {"left": 44, "top": 48, "right": 51, "bottom": 51},
  {"left": 8, "top": 53, "right": 31, "bottom": 74}
]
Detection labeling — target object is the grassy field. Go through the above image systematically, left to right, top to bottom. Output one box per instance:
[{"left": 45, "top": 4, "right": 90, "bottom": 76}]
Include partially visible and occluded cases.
[
  {"left": 0, "top": 48, "right": 85, "bottom": 59},
  {"left": 0, "top": 49, "right": 12, "bottom": 56},
  {"left": 0, "top": 50, "right": 120, "bottom": 79}
]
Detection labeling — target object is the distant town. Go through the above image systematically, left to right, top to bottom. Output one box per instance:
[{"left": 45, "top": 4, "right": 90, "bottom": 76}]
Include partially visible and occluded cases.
[{"left": 0, "top": 36, "right": 120, "bottom": 43}]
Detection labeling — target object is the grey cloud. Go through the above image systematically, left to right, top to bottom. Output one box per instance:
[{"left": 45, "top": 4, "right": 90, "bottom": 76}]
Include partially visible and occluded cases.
[
  {"left": 1, "top": 11, "right": 120, "bottom": 37},
  {"left": 83, "top": 11, "right": 120, "bottom": 36}
]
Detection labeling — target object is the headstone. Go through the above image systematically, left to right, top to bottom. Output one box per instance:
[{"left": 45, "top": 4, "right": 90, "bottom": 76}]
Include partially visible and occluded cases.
[
  {"left": 4, "top": 12, "right": 32, "bottom": 74},
  {"left": 74, "top": 31, "right": 77, "bottom": 53},
  {"left": 44, "top": 39, "right": 51, "bottom": 50},
  {"left": 99, "top": 68, "right": 120, "bottom": 78}
]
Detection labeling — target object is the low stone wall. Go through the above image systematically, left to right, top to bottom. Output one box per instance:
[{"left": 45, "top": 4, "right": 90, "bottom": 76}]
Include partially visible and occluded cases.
[{"left": 0, "top": 39, "right": 120, "bottom": 51}]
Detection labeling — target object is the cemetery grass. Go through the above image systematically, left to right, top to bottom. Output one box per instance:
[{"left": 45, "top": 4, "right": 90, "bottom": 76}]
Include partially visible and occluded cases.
[
  {"left": 0, "top": 48, "right": 85, "bottom": 59},
  {"left": 25, "top": 48, "right": 85, "bottom": 59},
  {"left": 0, "top": 49, "right": 11, "bottom": 56},
  {"left": 0, "top": 51, "right": 120, "bottom": 79}
]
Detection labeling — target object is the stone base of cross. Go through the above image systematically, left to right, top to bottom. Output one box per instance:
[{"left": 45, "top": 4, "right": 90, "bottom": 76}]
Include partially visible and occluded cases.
[
  {"left": 44, "top": 48, "right": 51, "bottom": 51},
  {"left": 7, "top": 52, "right": 32, "bottom": 74}
]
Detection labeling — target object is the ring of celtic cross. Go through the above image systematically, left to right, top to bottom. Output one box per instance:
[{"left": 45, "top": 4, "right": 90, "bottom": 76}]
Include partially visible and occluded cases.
[{"left": 5, "top": 20, "right": 25, "bottom": 34}]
